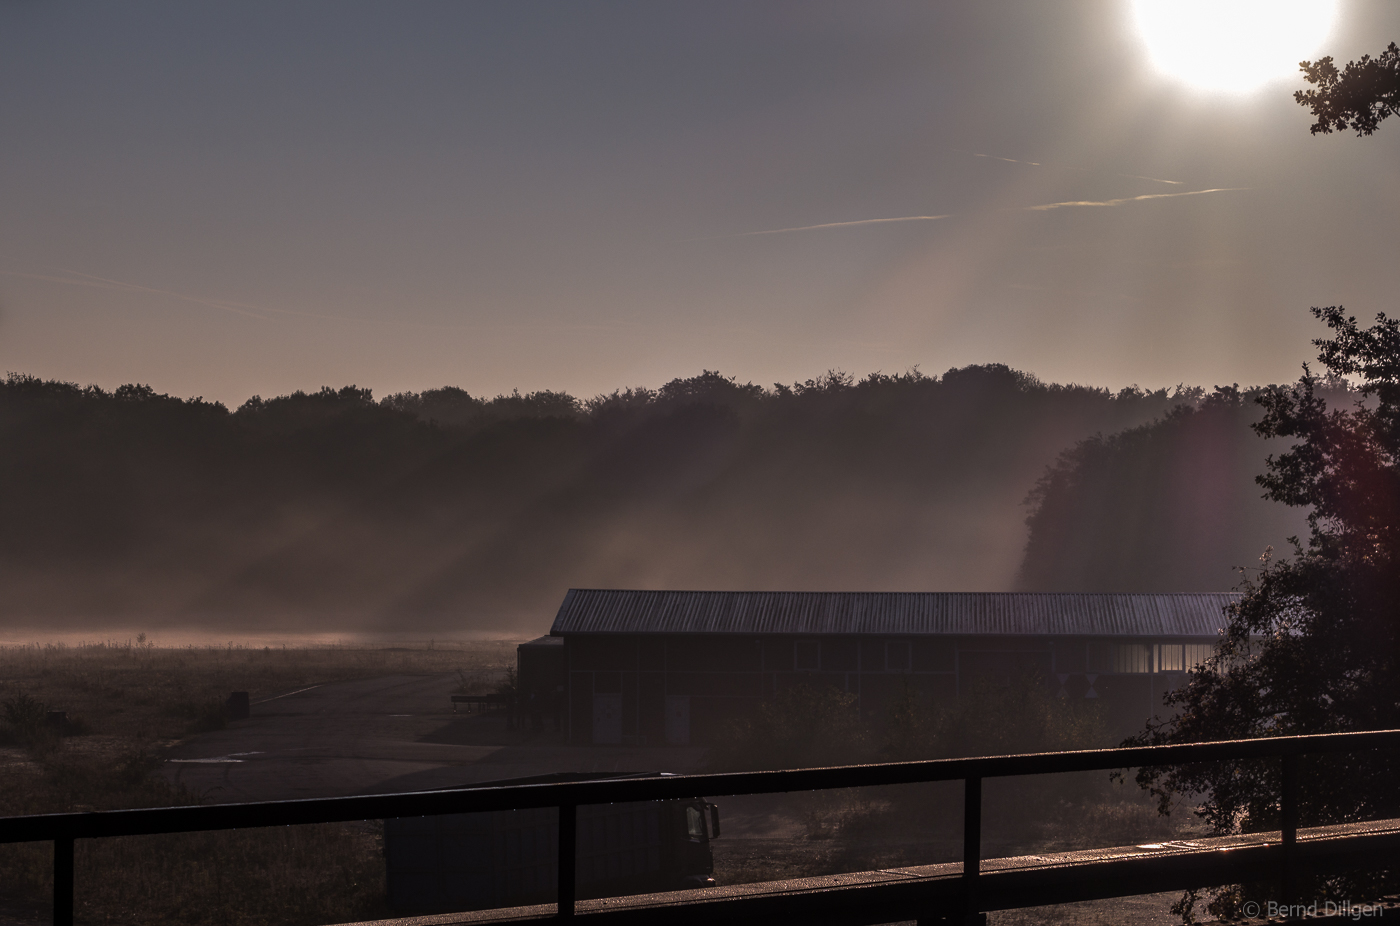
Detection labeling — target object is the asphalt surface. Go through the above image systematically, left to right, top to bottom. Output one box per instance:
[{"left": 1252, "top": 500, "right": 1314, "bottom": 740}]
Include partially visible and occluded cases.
[{"left": 162, "top": 674, "right": 707, "bottom": 803}]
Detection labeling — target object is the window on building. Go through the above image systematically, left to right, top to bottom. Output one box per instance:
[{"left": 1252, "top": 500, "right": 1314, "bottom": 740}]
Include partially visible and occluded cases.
[
  {"left": 821, "top": 637, "right": 858, "bottom": 671},
  {"left": 911, "top": 638, "right": 954, "bottom": 672},
  {"left": 795, "top": 639, "right": 819, "bottom": 671},
  {"left": 885, "top": 640, "right": 911, "bottom": 672},
  {"left": 1087, "top": 642, "right": 1109, "bottom": 673},
  {"left": 1088, "top": 642, "right": 1151, "bottom": 674},
  {"left": 1144, "top": 643, "right": 1217, "bottom": 673},
  {"left": 1116, "top": 644, "right": 1151, "bottom": 673},
  {"left": 1156, "top": 644, "right": 1184, "bottom": 672},
  {"left": 1184, "top": 644, "right": 1214, "bottom": 671}
]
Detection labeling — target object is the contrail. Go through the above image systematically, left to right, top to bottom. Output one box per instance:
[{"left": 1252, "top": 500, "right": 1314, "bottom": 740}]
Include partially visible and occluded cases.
[
  {"left": 970, "top": 151, "right": 1183, "bottom": 185},
  {"left": 973, "top": 153, "right": 1042, "bottom": 167},
  {"left": 1117, "top": 173, "right": 1183, "bottom": 186},
  {"left": 707, "top": 186, "right": 1244, "bottom": 240},
  {"left": 1024, "top": 187, "right": 1247, "bottom": 211},
  {"left": 698, "top": 214, "right": 953, "bottom": 240},
  {"left": 0, "top": 265, "right": 647, "bottom": 333},
  {"left": 3, "top": 266, "right": 387, "bottom": 325},
  {"left": 54, "top": 266, "right": 271, "bottom": 314},
  {"left": 0, "top": 268, "right": 272, "bottom": 319}
]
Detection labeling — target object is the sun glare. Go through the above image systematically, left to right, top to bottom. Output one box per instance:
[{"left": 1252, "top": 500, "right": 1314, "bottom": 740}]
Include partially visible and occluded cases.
[{"left": 1130, "top": 0, "right": 1339, "bottom": 94}]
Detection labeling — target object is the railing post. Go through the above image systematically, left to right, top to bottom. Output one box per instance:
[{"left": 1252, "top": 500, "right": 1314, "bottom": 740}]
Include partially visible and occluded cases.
[
  {"left": 1280, "top": 753, "right": 1299, "bottom": 914},
  {"left": 963, "top": 775, "right": 981, "bottom": 925},
  {"left": 558, "top": 803, "right": 577, "bottom": 919},
  {"left": 53, "top": 834, "right": 74, "bottom": 926}
]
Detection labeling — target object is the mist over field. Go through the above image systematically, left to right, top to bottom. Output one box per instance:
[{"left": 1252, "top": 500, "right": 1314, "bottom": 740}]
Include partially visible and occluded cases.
[
  {"left": 2, "top": 2, "right": 1393, "bottom": 643},
  {"left": 0, "top": 365, "right": 1314, "bottom": 634}
]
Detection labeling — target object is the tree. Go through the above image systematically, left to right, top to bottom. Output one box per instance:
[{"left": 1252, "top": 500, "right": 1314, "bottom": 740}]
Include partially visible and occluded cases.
[
  {"left": 1296, "top": 42, "right": 1400, "bottom": 135},
  {"left": 1127, "top": 308, "right": 1400, "bottom": 920},
  {"left": 1016, "top": 386, "right": 1310, "bottom": 594}
]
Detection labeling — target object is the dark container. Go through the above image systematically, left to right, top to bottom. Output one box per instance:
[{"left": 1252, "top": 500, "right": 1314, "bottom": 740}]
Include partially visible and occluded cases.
[
  {"left": 226, "top": 691, "right": 250, "bottom": 720},
  {"left": 384, "top": 772, "right": 719, "bottom": 914}
]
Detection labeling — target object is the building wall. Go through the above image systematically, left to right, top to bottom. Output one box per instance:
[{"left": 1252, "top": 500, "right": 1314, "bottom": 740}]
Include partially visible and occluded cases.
[
  {"left": 561, "top": 634, "right": 1216, "bottom": 745},
  {"left": 517, "top": 640, "right": 565, "bottom": 697}
]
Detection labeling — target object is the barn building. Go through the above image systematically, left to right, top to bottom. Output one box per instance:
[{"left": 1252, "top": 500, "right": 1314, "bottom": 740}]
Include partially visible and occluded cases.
[{"left": 516, "top": 589, "right": 1237, "bottom": 746}]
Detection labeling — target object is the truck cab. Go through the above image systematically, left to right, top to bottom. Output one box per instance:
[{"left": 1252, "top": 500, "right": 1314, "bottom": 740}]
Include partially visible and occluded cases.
[{"left": 678, "top": 799, "right": 720, "bottom": 888}]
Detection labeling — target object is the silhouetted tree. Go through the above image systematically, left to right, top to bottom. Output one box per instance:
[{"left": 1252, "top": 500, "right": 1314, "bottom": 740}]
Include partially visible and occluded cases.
[
  {"left": 1297, "top": 41, "right": 1400, "bottom": 135},
  {"left": 1127, "top": 308, "right": 1400, "bottom": 919},
  {"left": 1018, "top": 386, "right": 1314, "bottom": 592}
]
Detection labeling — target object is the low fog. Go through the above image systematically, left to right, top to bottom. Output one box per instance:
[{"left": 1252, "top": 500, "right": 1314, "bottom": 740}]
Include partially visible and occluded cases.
[{"left": 0, "top": 365, "right": 1313, "bottom": 634}]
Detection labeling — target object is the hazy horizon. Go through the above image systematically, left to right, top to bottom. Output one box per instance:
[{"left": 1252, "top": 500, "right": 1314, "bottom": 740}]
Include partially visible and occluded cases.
[
  {"left": 4, "top": 1, "right": 1400, "bottom": 408},
  {"left": 2, "top": 2, "right": 1387, "bottom": 636},
  {"left": 0, "top": 359, "right": 1281, "bottom": 412},
  {"left": 1, "top": 364, "right": 1306, "bottom": 634},
  {"left": 0, "top": 629, "right": 526, "bottom": 648}
]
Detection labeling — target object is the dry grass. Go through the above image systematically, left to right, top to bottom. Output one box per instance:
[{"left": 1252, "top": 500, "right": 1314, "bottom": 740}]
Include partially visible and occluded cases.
[
  {"left": 0, "top": 638, "right": 514, "bottom": 746},
  {"left": 0, "top": 639, "right": 516, "bottom": 926},
  {"left": 0, "top": 643, "right": 1214, "bottom": 924},
  {"left": 0, "top": 737, "right": 393, "bottom": 926},
  {"left": 712, "top": 779, "right": 1209, "bottom": 896},
  {"left": 1, "top": 815, "right": 389, "bottom": 926}
]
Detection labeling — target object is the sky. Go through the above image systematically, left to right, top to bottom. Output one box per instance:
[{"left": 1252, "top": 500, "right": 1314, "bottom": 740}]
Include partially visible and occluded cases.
[{"left": 3, "top": 0, "right": 1400, "bottom": 407}]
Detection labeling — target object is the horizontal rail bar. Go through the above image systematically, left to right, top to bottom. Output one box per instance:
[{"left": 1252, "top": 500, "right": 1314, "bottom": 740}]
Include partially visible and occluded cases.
[
  {"left": 2, "top": 729, "right": 1397, "bottom": 845},
  {"left": 337, "top": 819, "right": 1400, "bottom": 926}
]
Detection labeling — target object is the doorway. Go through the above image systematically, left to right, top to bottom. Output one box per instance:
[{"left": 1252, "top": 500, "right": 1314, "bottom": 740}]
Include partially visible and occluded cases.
[
  {"left": 592, "top": 693, "right": 622, "bottom": 744},
  {"left": 665, "top": 695, "right": 690, "bottom": 746}
]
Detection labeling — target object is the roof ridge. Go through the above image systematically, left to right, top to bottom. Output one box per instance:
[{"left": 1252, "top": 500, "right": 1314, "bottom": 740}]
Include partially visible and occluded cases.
[{"left": 551, "top": 590, "right": 1239, "bottom": 637}]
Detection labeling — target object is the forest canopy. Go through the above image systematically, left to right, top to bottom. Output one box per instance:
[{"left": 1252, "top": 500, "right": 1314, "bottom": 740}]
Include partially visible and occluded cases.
[
  {"left": 0, "top": 365, "right": 1298, "bottom": 631},
  {"left": 1016, "top": 384, "right": 1326, "bottom": 592}
]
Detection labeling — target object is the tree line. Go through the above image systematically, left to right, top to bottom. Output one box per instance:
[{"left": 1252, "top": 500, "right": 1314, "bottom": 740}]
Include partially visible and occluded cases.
[
  {"left": 2, "top": 364, "right": 1284, "bottom": 627},
  {"left": 1015, "top": 383, "right": 1353, "bottom": 591}
]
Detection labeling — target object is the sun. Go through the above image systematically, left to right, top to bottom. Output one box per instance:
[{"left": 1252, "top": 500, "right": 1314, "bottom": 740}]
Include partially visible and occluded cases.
[{"left": 1130, "top": 0, "right": 1339, "bottom": 94}]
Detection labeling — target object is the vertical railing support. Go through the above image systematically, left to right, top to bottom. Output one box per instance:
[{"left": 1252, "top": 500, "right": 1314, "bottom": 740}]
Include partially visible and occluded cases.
[
  {"left": 1280, "top": 753, "right": 1299, "bottom": 913},
  {"left": 962, "top": 776, "right": 982, "bottom": 925},
  {"left": 558, "top": 803, "right": 577, "bottom": 919},
  {"left": 53, "top": 834, "right": 74, "bottom": 926}
]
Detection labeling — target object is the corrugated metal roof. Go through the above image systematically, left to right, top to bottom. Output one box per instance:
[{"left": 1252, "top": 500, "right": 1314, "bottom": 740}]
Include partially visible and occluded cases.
[{"left": 549, "top": 590, "right": 1239, "bottom": 638}]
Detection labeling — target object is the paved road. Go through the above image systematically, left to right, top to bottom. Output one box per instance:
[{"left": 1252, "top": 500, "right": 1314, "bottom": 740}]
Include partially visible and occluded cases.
[{"left": 162, "top": 675, "right": 706, "bottom": 803}]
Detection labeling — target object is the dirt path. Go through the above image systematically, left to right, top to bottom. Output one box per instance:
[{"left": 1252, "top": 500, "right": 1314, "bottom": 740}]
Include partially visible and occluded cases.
[{"left": 162, "top": 674, "right": 707, "bottom": 802}]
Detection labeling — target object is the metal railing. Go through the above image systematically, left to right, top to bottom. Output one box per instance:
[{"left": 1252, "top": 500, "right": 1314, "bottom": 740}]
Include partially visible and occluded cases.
[{"left": 2, "top": 729, "right": 1398, "bottom": 925}]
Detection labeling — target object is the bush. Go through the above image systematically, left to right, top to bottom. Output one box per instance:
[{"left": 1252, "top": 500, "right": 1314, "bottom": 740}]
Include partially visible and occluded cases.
[
  {"left": 934, "top": 673, "right": 1108, "bottom": 759},
  {"left": 711, "top": 683, "right": 867, "bottom": 772},
  {"left": 3, "top": 691, "right": 47, "bottom": 733},
  {"left": 0, "top": 692, "right": 59, "bottom": 750},
  {"left": 171, "top": 699, "right": 229, "bottom": 734}
]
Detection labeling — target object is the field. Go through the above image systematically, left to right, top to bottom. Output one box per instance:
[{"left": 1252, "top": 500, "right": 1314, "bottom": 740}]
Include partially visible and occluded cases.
[
  {"left": 0, "top": 639, "right": 517, "bottom": 926},
  {"left": 0, "top": 639, "right": 1218, "bottom": 926}
]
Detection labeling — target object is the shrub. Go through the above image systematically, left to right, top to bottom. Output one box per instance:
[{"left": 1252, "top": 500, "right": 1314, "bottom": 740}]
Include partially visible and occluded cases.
[
  {"left": 711, "top": 683, "right": 867, "bottom": 772},
  {"left": 3, "top": 691, "right": 48, "bottom": 733},
  {"left": 1, "top": 692, "right": 59, "bottom": 751},
  {"left": 171, "top": 699, "right": 230, "bottom": 734}
]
